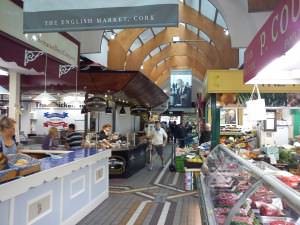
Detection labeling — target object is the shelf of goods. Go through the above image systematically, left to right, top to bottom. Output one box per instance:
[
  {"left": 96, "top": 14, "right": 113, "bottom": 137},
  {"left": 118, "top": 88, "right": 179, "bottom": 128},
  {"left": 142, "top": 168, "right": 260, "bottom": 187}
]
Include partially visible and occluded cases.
[{"left": 197, "top": 145, "right": 300, "bottom": 225}]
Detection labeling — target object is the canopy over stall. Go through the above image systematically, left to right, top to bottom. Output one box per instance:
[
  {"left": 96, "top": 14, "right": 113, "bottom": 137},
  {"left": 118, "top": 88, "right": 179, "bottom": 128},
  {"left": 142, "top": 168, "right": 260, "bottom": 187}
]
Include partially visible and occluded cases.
[{"left": 0, "top": 66, "right": 168, "bottom": 108}]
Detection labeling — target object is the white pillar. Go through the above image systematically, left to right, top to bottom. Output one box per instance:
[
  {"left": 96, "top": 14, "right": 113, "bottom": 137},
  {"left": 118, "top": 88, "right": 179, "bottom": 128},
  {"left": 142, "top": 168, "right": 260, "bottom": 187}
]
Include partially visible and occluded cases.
[{"left": 8, "top": 70, "right": 21, "bottom": 142}]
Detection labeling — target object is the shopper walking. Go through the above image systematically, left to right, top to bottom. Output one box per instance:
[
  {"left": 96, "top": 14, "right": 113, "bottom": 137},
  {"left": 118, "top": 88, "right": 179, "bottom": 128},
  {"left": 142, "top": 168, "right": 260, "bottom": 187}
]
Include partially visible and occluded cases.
[
  {"left": 149, "top": 121, "right": 168, "bottom": 170},
  {"left": 175, "top": 123, "right": 186, "bottom": 148}
]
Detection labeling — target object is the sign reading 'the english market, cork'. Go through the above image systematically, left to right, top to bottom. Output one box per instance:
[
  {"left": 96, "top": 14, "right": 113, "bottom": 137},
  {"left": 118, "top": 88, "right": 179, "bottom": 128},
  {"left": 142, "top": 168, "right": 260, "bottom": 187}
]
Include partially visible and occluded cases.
[{"left": 23, "top": 0, "right": 178, "bottom": 33}]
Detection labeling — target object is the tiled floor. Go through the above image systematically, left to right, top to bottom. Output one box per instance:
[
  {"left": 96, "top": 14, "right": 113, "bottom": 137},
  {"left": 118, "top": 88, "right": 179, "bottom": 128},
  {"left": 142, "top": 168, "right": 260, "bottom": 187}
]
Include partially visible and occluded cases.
[{"left": 77, "top": 146, "right": 201, "bottom": 225}]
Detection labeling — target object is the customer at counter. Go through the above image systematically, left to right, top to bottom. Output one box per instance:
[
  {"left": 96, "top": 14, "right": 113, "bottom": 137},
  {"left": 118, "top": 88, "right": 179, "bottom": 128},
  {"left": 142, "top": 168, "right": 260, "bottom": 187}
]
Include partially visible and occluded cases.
[
  {"left": 0, "top": 117, "right": 17, "bottom": 154},
  {"left": 65, "top": 124, "right": 83, "bottom": 150},
  {"left": 98, "top": 124, "right": 113, "bottom": 149},
  {"left": 42, "top": 127, "right": 58, "bottom": 150}
]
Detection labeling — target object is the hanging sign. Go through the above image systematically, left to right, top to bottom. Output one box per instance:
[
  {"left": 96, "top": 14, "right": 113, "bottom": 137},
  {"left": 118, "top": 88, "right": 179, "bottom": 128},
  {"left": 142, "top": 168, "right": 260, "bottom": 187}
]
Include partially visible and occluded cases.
[
  {"left": 23, "top": 0, "right": 178, "bottom": 33},
  {"left": 244, "top": 0, "right": 300, "bottom": 83},
  {"left": 44, "top": 112, "right": 69, "bottom": 119},
  {"left": 43, "top": 121, "right": 68, "bottom": 128}
]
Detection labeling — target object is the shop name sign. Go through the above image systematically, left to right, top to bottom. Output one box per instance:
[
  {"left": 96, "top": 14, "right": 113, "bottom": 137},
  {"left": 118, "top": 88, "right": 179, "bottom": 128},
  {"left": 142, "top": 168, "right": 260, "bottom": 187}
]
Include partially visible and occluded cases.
[
  {"left": 23, "top": 0, "right": 178, "bottom": 33},
  {"left": 244, "top": 0, "right": 300, "bottom": 83}
]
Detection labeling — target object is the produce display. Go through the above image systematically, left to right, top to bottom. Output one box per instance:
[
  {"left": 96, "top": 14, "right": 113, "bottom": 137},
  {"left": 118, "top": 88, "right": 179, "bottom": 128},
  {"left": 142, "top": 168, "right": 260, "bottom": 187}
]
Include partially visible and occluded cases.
[{"left": 220, "top": 130, "right": 257, "bottom": 151}]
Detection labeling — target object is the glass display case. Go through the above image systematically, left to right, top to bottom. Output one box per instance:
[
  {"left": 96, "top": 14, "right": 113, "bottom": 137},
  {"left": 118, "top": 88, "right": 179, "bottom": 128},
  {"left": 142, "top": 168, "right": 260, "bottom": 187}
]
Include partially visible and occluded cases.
[{"left": 198, "top": 145, "right": 300, "bottom": 225}]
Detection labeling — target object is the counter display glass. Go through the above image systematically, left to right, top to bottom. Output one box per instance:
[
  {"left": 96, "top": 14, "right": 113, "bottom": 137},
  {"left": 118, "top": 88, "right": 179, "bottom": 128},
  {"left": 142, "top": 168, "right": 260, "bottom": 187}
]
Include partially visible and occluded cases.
[{"left": 198, "top": 145, "right": 300, "bottom": 225}]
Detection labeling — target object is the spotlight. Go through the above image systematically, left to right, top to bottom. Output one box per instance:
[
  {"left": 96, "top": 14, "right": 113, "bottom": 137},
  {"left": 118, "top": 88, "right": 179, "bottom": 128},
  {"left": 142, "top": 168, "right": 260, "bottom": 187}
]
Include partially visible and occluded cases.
[{"left": 224, "top": 29, "right": 229, "bottom": 36}]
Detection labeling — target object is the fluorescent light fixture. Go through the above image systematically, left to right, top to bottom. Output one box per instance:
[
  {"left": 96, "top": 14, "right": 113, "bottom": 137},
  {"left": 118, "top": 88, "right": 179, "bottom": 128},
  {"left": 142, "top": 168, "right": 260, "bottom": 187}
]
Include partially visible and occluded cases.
[
  {"left": 172, "top": 36, "right": 180, "bottom": 42},
  {"left": 247, "top": 40, "right": 300, "bottom": 84},
  {"left": 0, "top": 68, "right": 8, "bottom": 76},
  {"left": 0, "top": 85, "right": 9, "bottom": 95},
  {"left": 33, "top": 91, "right": 57, "bottom": 105}
]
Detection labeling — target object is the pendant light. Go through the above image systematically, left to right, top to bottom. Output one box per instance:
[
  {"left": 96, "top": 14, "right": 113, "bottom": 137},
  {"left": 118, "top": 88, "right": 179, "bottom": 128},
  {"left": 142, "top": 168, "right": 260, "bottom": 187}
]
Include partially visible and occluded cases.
[
  {"left": 33, "top": 54, "right": 57, "bottom": 105},
  {"left": 120, "top": 106, "right": 126, "bottom": 114}
]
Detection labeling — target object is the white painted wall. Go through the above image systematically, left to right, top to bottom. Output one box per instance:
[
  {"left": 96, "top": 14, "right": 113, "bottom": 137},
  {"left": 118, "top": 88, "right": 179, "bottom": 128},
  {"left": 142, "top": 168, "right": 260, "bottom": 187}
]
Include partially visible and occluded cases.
[
  {"left": 210, "top": 0, "right": 271, "bottom": 47},
  {"left": 21, "top": 105, "right": 84, "bottom": 135}
]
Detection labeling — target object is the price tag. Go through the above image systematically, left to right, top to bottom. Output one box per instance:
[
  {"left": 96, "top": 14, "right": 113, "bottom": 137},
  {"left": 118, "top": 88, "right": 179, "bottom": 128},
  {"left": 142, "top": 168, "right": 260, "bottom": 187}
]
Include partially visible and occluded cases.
[
  {"left": 270, "top": 154, "right": 277, "bottom": 165},
  {"left": 272, "top": 198, "right": 283, "bottom": 211}
]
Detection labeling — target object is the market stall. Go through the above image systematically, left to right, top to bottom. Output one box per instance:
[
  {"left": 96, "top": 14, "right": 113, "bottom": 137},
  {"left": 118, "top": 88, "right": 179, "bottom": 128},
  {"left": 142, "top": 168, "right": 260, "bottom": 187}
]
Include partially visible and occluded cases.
[
  {"left": 202, "top": 70, "right": 300, "bottom": 150},
  {"left": 197, "top": 144, "right": 300, "bottom": 225},
  {"left": 0, "top": 149, "right": 111, "bottom": 225}
]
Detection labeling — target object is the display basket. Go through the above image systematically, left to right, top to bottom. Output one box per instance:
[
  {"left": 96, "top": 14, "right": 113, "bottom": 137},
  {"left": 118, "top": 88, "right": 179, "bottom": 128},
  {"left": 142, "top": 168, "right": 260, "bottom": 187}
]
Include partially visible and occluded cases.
[
  {"left": 7, "top": 153, "right": 41, "bottom": 176},
  {"left": 0, "top": 165, "right": 18, "bottom": 183}
]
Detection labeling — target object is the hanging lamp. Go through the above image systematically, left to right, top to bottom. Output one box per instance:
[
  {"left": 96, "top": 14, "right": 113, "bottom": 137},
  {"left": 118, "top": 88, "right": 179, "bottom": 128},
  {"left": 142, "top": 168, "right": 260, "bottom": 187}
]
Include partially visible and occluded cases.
[{"left": 33, "top": 54, "right": 57, "bottom": 105}]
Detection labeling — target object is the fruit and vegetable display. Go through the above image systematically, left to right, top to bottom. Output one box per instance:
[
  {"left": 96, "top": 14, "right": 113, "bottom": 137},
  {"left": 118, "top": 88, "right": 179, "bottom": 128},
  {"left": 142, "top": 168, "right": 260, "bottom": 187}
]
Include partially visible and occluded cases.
[{"left": 220, "top": 130, "right": 258, "bottom": 151}]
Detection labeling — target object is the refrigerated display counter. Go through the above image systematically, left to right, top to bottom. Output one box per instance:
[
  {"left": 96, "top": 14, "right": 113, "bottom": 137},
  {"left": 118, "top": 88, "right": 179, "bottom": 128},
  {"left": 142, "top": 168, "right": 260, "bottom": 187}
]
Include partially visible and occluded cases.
[{"left": 197, "top": 145, "right": 300, "bottom": 225}]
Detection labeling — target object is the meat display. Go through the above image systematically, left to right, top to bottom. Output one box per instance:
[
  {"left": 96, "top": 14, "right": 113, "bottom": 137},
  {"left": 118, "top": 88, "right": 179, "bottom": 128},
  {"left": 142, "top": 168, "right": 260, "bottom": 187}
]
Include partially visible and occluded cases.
[
  {"left": 277, "top": 176, "right": 300, "bottom": 189},
  {"left": 216, "top": 193, "right": 239, "bottom": 206},
  {"left": 259, "top": 203, "right": 284, "bottom": 217},
  {"left": 216, "top": 215, "right": 254, "bottom": 225},
  {"left": 270, "top": 221, "right": 295, "bottom": 225}
]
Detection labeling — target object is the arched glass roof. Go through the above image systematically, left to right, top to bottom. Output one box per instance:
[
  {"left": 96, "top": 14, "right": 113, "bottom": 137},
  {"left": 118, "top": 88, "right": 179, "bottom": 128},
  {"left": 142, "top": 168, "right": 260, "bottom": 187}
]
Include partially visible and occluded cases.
[
  {"left": 96, "top": 0, "right": 227, "bottom": 67},
  {"left": 183, "top": 0, "right": 227, "bottom": 29}
]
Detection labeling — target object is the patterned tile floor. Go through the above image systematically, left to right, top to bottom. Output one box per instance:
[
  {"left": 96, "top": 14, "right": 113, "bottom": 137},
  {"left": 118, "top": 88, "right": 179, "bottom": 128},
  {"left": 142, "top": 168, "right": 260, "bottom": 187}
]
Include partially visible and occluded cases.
[{"left": 78, "top": 146, "right": 201, "bottom": 225}]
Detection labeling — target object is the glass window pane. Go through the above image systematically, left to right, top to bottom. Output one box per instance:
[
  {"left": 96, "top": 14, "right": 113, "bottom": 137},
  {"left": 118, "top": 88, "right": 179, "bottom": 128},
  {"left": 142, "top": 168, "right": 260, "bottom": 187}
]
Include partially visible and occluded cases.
[
  {"left": 185, "top": 0, "right": 199, "bottom": 12},
  {"left": 201, "top": 0, "right": 216, "bottom": 20},
  {"left": 216, "top": 13, "right": 227, "bottom": 29},
  {"left": 186, "top": 24, "right": 198, "bottom": 35},
  {"left": 152, "top": 27, "right": 165, "bottom": 35},
  {"left": 139, "top": 29, "right": 154, "bottom": 44},
  {"left": 199, "top": 31, "right": 210, "bottom": 42},
  {"left": 129, "top": 39, "right": 142, "bottom": 52},
  {"left": 160, "top": 43, "right": 169, "bottom": 50},
  {"left": 150, "top": 47, "right": 161, "bottom": 57},
  {"left": 239, "top": 48, "right": 246, "bottom": 67},
  {"left": 144, "top": 55, "right": 151, "bottom": 62}
]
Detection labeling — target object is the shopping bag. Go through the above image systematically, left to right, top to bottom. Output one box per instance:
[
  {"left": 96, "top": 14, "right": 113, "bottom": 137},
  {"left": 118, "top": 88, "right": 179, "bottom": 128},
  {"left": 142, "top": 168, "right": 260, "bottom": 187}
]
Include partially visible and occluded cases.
[{"left": 246, "top": 85, "right": 266, "bottom": 121}]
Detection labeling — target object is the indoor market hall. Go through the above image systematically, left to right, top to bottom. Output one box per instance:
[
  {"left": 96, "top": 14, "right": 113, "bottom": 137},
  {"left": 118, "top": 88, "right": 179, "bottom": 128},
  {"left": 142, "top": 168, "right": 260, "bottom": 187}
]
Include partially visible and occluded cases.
[{"left": 0, "top": 0, "right": 300, "bottom": 225}]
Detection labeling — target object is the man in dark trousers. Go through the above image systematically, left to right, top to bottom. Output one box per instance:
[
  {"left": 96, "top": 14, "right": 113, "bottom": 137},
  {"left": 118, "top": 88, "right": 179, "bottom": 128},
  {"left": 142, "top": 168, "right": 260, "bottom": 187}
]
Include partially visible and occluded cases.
[{"left": 175, "top": 123, "right": 186, "bottom": 148}]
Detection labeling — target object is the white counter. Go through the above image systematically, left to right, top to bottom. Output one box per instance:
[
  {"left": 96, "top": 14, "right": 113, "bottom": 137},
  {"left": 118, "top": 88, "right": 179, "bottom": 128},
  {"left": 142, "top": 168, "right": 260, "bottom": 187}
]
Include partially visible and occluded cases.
[{"left": 0, "top": 149, "right": 111, "bottom": 225}]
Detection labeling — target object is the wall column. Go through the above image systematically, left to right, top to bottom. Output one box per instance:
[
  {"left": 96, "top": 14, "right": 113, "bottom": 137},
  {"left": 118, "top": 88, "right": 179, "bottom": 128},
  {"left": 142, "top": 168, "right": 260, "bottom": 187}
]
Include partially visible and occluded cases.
[
  {"left": 8, "top": 70, "right": 21, "bottom": 141},
  {"left": 211, "top": 94, "right": 220, "bottom": 149}
]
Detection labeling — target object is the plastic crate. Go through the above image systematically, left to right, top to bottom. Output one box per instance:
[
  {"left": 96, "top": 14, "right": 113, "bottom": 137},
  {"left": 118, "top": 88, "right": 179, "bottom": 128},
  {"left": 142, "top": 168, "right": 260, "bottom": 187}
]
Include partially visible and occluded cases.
[{"left": 175, "top": 156, "right": 185, "bottom": 173}]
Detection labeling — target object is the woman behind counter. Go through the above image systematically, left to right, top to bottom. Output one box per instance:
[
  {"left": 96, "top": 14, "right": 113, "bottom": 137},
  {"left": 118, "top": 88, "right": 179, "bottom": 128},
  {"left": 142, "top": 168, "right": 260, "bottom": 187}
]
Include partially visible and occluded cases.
[
  {"left": 0, "top": 117, "right": 17, "bottom": 155},
  {"left": 99, "top": 124, "right": 113, "bottom": 148},
  {"left": 42, "top": 127, "right": 58, "bottom": 150}
]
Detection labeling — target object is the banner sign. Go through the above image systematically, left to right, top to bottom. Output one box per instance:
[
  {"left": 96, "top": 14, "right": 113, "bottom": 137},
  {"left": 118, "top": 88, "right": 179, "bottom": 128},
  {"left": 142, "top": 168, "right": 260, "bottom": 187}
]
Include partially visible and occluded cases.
[
  {"left": 23, "top": 0, "right": 178, "bottom": 33},
  {"left": 244, "top": 0, "right": 300, "bottom": 83},
  {"left": 44, "top": 112, "right": 69, "bottom": 119},
  {"left": 43, "top": 121, "right": 68, "bottom": 128}
]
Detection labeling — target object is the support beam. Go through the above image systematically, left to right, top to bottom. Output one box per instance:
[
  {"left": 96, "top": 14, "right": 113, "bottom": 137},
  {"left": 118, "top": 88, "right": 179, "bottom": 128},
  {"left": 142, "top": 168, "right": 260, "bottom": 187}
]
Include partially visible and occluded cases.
[
  {"left": 8, "top": 70, "right": 21, "bottom": 141},
  {"left": 210, "top": 94, "right": 220, "bottom": 149}
]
